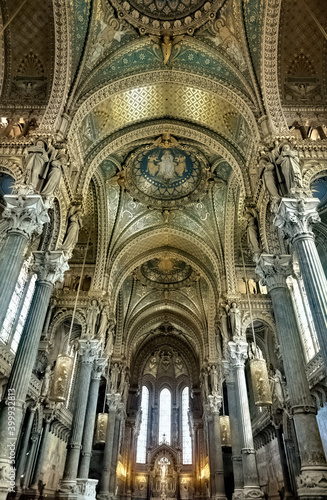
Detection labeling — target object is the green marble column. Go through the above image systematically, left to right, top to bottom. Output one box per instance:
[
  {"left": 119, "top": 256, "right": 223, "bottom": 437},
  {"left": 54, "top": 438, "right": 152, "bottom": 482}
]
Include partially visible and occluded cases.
[
  {"left": 0, "top": 194, "right": 49, "bottom": 330},
  {"left": 0, "top": 250, "right": 68, "bottom": 500},
  {"left": 257, "top": 254, "right": 327, "bottom": 498}
]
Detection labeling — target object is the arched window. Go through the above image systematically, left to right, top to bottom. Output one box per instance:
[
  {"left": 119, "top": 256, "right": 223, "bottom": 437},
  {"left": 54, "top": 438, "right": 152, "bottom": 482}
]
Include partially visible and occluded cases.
[
  {"left": 0, "top": 259, "right": 36, "bottom": 353},
  {"left": 136, "top": 385, "right": 149, "bottom": 463},
  {"left": 182, "top": 387, "right": 192, "bottom": 464},
  {"left": 159, "top": 388, "right": 171, "bottom": 445}
]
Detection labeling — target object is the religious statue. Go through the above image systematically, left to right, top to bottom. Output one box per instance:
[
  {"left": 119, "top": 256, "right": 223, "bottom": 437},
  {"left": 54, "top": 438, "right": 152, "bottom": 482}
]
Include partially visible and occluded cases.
[
  {"left": 25, "top": 140, "right": 49, "bottom": 190},
  {"left": 276, "top": 143, "right": 303, "bottom": 194},
  {"left": 41, "top": 153, "right": 68, "bottom": 197},
  {"left": 260, "top": 159, "right": 280, "bottom": 199},
  {"left": 60, "top": 209, "right": 83, "bottom": 253},
  {"left": 245, "top": 209, "right": 261, "bottom": 256},
  {"left": 85, "top": 299, "right": 100, "bottom": 338},
  {"left": 227, "top": 302, "right": 241, "bottom": 337},
  {"left": 97, "top": 305, "right": 110, "bottom": 344},
  {"left": 105, "top": 318, "right": 116, "bottom": 357},
  {"left": 248, "top": 341, "right": 264, "bottom": 360},
  {"left": 110, "top": 363, "right": 120, "bottom": 393},
  {"left": 41, "top": 364, "right": 52, "bottom": 398},
  {"left": 210, "top": 364, "right": 220, "bottom": 395},
  {"left": 201, "top": 367, "right": 209, "bottom": 400},
  {"left": 118, "top": 368, "right": 126, "bottom": 394},
  {"left": 272, "top": 368, "right": 285, "bottom": 407}
]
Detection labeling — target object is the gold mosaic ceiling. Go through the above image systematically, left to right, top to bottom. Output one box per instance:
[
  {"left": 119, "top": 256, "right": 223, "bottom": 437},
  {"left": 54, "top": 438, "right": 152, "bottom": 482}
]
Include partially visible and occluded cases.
[{"left": 80, "top": 83, "right": 250, "bottom": 156}]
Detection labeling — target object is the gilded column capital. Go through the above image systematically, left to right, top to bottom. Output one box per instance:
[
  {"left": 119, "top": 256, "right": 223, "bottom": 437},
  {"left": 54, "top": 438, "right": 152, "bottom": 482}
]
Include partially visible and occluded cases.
[
  {"left": 3, "top": 194, "right": 50, "bottom": 237},
  {"left": 274, "top": 197, "right": 320, "bottom": 241},
  {"left": 33, "top": 250, "right": 69, "bottom": 285},
  {"left": 255, "top": 254, "right": 292, "bottom": 291},
  {"left": 78, "top": 339, "right": 101, "bottom": 364},
  {"left": 228, "top": 341, "right": 248, "bottom": 368},
  {"left": 92, "top": 357, "right": 107, "bottom": 379}
]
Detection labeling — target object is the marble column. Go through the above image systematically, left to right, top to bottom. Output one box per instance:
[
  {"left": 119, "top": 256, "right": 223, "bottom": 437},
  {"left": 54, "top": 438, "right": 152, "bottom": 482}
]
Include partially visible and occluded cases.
[
  {"left": 0, "top": 193, "right": 49, "bottom": 330},
  {"left": 274, "top": 198, "right": 327, "bottom": 367},
  {"left": 0, "top": 250, "right": 68, "bottom": 500},
  {"left": 256, "top": 254, "right": 327, "bottom": 498},
  {"left": 59, "top": 340, "right": 100, "bottom": 491},
  {"left": 229, "top": 342, "right": 263, "bottom": 500},
  {"left": 78, "top": 358, "right": 106, "bottom": 478},
  {"left": 222, "top": 361, "right": 244, "bottom": 499},
  {"left": 98, "top": 394, "right": 122, "bottom": 500},
  {"left": 205, "top": 395, "right": 227, "bottom": 500},
  {"left": 15, "top": 404, "right": 37, "bottom": 487},
  {"left": 109, "top": 411, "right": 123, "bottom": 496},
  {"left": 30, "top": 413, "right": 53, "bottom": 489},
  {"left": 273, "top": 422, "right": 295, "bottom": 499},
  {"left": 22, "top": 431, "right": 39, "bottom": 489}
]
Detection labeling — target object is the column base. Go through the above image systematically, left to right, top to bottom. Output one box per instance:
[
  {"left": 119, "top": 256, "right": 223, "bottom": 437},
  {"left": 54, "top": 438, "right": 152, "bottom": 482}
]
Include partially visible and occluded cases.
[
  {"left": 296, "top": 468, "right": 327, "bottom": 498},
  {"left": 57, "top": 479, "right": 98, "bottom": 500},
  {"left": 243, "top": 487, "right": 264, "bottom": 499},
  {"left": 232, "top": 489, "right": 244, "bottom": 500}
]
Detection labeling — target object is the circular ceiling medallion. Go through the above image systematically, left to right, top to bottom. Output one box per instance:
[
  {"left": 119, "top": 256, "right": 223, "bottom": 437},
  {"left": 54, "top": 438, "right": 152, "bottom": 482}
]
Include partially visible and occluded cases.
[
  {"left": 110, "top": 0, "right": 224, "bottom": 35},
  {"left": 125, "top": 144, "right": 208, "bottom": 208},
  {"left": 134, "top": 254, "right": 198, "bottom": 289}
]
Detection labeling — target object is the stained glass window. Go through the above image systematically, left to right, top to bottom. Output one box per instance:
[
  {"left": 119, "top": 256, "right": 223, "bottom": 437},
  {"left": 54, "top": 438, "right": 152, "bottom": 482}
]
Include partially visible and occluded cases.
[
  {"left": 136, "top": 385, "right": 149, "bottom": 463},
  {"left": 182, "top": 387, "right": 192, "bottom": 464},
  {"left": 159, "top": 388, "right": 171, "bottom": 445}
]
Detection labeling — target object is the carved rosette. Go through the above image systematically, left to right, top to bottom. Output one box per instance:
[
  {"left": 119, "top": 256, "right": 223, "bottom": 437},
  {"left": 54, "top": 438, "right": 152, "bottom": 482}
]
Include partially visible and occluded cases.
[
  {"left": 3, "top": 194, "right": 50, "bottom": 237},
  {"left": 274, "top": 198, "right": 320, "bottom": 242},
  {"left": 33, "top": 250, "right": 69, "bottom": 285},
  {"left": 255, "top": 254, "right": 292, "bottom": 292},
  {"left": 228, "top": 341, "right": 248, "bottom": 368}
]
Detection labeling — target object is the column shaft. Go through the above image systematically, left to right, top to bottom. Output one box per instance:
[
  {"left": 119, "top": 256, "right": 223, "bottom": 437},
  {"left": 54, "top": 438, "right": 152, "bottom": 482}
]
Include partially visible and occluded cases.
[
  {"left": 78, "top": 374, "right": 101, "bottom": 478},
  {"left": 15, "top": 407, "right": 36, "bottom": 486},
  {"left": 98, "top": 407, "right": 118, "bottom": 499},
  {"left": 109, "top": 414, "right": 122, "bottom": 495},
  {"left": 30, "top": 419, "right": 51, "bottom": 488}
]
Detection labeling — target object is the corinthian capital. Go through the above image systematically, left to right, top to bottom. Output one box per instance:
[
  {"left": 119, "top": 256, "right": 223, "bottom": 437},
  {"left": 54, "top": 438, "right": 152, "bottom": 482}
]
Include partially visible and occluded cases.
[
  {"left": 3, "top": 194, "right": 50, "bottom": 237},
  {"left": 274, "top": 198, "right": 320, "bottom": 241},
  {"left": 33, "top": 250, "right": 69, "bottom": 285},
  {"left": 255, "top": 254, "right": 292, "bottom": 291},
  {"left": 78, "top": 339, "right": 101, "bottom": 364},
  {"left": 229, "top": 341, "right": 248, "bottom": 368},
  {"left": 92, "top": 357, "right": 107, "bottom": 380},
  {"left": 207, "top": 394, "right": 222, "bottom": 414}
]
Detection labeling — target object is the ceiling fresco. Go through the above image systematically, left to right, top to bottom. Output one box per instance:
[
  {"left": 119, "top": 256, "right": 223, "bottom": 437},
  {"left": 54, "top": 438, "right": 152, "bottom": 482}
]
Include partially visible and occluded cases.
[{"left": 79, "top": 83, "right": 250, "bottom": 157}]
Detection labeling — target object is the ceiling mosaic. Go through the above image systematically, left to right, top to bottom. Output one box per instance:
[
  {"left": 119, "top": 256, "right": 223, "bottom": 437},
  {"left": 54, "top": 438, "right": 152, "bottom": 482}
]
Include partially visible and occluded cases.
[
  {"left": 0, "top": 0, "right": 54, "bottom": 106},
  {"left": 109, "top": 0, "right": 224, "bottom": 36},
  {"left": 278, "top": 0, "right": 327, "bottom": 109},
  {"left": 79, "top": 83, "right": 250, "bottom": 157},
  {"left": 124, "top": 142, "right": 208, "bottom": 208},
  {"left": 134, "top": 254, "right": 198, "bottom": 290}
]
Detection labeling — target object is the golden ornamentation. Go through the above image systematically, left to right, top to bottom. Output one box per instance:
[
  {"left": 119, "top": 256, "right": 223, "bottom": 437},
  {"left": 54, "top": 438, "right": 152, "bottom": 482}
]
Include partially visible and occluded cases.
[
  {"left": 49, "top": 354, "right": 74, "bottom": 403},
  {"left": 249, "top": 358, "right": 272, "bottom": 406},
  {"left": 94, "top": 412, "right": 108, "bottom": 444},
  {"left": 219, "top": 415, "right": 231, "bottom": 447}
]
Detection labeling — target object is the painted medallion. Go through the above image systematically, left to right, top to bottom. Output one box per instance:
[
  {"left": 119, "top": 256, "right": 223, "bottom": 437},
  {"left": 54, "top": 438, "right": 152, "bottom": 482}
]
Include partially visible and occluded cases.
[{"left": 125, "top": 145, "right": 208, "bottom": 208}]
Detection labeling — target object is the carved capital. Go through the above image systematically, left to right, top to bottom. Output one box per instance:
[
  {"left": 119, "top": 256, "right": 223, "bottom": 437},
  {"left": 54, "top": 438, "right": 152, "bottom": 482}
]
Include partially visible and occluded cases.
[
  {"left": 3, "top": 194, "right": 50, "bottom": 237},
  {"left": 274, "top": 197, "right": 320, "bottom": 241},
  {"left": 33, "top": 250, "right": 69, "bottom": 285},
  {"left": 255, "top": 254, "right": 292, "bottom": 291},
  {"left": 78, "top": 339, "right": 101, "bottom": 364},
  {"left": 229, "top": 341, "right": 248, "bottom": 368},
  {"left": 92, "top": 357, "right": 107, "bottom": 379},
  {"left": 106, "top": 392, "right": 122, "bottom": 411},
  {"left": 207, "top": 394, "right": 222, "bottom": 414}
]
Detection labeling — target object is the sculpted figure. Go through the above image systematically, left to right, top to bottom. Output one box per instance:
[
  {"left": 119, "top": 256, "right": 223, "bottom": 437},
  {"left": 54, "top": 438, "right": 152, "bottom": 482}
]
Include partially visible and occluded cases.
[
  {"left": 25, "top": 140, "right": 49, "bottom": 189},
  {"left": 276, "top": 143, "right": 303, "bottom": 194},
  {"left": 41, "top": 153, "right": 68, "bottom": 197},
  {"left": 260, "top": 159, "right": 280, "bottom": 198},
  {"left": 61, "top": 209, "right": 83, "bottom": 252},
  {"left": 245, "top": 210, "right": 261, "bottom": 255},
  {"left": 85, "top": 299, "right": 100, "bottom": 338},
  {"left": 227, "top": 302, "right": 241, "bottom": 336},
  {"left": 97, "top": 306, "right": 110, "bottom": 343},
  {"left": 105, "top": 318, "right": 115, "bottom": 357},
  {"left": 249, "top": 341, "right": 263, "bottom": 360},
  {"left": 110, "top": 363, "right": 120, "bottom": 393},
  {"left": 41, "top": 365, "right": 52, "bottom": 397},
  {"left": 210, "top": 365, "right": 219, "bottom": 394},
  {"left": 272, "top": 369, "right": 285, "bottom": 407}
]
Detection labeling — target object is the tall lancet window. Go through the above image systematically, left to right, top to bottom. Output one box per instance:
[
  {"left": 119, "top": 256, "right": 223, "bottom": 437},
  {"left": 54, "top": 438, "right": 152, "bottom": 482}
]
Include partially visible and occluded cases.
[
  {"left": 136, "top": 385, "right": 149, "bottom": 463},
  {"left": 182, "top": 387, "right": 192, "bottom": 464},
  {"left": 159, "top": 388, "right": 171, "bottom": 444}
]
